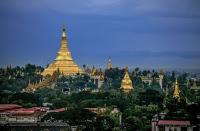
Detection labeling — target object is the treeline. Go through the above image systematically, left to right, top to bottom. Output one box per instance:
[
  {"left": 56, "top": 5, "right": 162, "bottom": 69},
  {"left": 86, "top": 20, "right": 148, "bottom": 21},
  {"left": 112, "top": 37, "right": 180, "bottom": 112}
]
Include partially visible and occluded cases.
[{"left": 0, "top": 64, "right": 43, "bottom": 92}]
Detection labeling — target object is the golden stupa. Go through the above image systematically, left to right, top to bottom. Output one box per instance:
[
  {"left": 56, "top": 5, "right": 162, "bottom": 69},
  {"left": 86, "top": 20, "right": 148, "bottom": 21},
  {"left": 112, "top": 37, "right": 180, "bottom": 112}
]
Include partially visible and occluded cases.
[
  {"left": 42, "top": 28, "right": 83, "bottom": 76},
  {"left": 107, "top": 57, "right": 112, "bottom": 69},
  {"left": 120, "top": 67, "right": 133, "bottom": 92},
  {"left": 173, "top": 79, "right": 181, "bottom": 101}
]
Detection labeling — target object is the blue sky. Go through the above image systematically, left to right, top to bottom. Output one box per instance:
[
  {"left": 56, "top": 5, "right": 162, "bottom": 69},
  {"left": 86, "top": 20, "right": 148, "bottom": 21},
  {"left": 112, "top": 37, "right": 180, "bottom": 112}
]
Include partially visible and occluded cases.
[{"left": 0, "top": 0, "right": 200, "bottom": 71}]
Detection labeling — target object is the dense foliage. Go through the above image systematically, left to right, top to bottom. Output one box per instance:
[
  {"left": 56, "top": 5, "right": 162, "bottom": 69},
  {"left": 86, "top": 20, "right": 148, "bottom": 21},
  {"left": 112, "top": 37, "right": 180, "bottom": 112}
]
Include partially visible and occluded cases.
[
  {"left": 0, "top": 64, "right": 200, "bottom": 130},
  {"left": 0, "top": 64, "right": 43, "bottom": 92}
]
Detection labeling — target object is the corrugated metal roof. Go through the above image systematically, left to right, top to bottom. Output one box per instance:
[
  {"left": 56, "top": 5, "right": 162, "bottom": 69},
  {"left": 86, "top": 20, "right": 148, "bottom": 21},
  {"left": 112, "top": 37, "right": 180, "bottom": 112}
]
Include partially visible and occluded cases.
[
  {"left": 0, "top": 104, "right": 22, "bottom": 111},
  {"left": 158, "top": 120, "right": 191, "bottom": 126}
]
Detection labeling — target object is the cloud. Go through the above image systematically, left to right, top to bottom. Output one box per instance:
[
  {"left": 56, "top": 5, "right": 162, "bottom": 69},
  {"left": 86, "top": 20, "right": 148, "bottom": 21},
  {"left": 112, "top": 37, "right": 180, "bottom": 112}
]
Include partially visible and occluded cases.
[
  {"left": 0, "top": 0, "right": 200, "bottom": 70},
  {"left": 0, "top": 0, "right": 124, "bottom": 15},
  {"left": 1, "top": 0, "right": 200, "bottom": 17},
  {"left": 133, "top": 0, "right": 200, "bottom": 18},
  {"left": 109, "top": 50, "right": 200, "bottom": 69},
  {"left": 110, "top": 50, "right": 200, "bottom": 59}
]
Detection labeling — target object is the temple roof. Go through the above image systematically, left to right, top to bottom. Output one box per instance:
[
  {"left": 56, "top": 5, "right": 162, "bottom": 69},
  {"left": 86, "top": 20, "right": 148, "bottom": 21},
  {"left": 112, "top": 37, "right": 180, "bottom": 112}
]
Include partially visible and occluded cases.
[
  {"left": 42, "top": 27, "right": 83, "bottom": 76},
  {"left": 121, "top": 67, "right": 133, "bottom": 92},
  {"left": 173, "top": 78, "right": 181, "bottom": 101}
]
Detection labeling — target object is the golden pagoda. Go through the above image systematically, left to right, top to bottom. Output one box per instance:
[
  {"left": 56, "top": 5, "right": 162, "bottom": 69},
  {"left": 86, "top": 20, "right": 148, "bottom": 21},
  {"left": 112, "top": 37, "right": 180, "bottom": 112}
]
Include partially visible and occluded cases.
[
  {"left": 42, "top": 28, "right": 83, "bottom": 76},
  {"left": 107, "top": 57, "right": 112, "bottom": 69},
  {"left": 120, "top": 67, "right": 133, "bottom": 92},
  {"left": 159, "top": 69, "right": 164, "bottom": 89},
  {"left": 25, "top": 79, "right": 36, "bottom": 92},
  {"left": 173, "top": 79, "right": 181, "bottom": 101}
]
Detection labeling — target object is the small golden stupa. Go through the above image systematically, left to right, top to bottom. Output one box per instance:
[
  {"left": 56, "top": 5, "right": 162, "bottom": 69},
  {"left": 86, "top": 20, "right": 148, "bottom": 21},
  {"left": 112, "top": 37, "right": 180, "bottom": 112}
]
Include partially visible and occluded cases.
[
  {"left": 42, "top": 27, "right": 83, "bottom": 76},
  {"left": 107, "top": 57, "right": 112, "bottom": 69},
  {"left": 120, "top": 67, "right": 133, "bottom": 92},
  {"left": 173, "top": 78, "right": 181, "bottom": 101}
]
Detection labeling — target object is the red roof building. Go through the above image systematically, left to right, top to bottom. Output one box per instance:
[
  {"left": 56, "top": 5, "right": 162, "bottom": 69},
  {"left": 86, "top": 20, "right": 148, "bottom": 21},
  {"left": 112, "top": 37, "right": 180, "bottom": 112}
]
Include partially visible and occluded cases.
[
  {"left": 0, "top": 104, "right": 22, "bottom": 112},
  {"left": 0, "top": 104, "right": 47, "bottom": 124},
  {"left": 0, "top": 104, "right": 66, "bottom": 124},
  {"left": 152, "top": 119, "right": 195, "bottom": 131},
  {"left": 158, "top": 120, "right": 191, "bottom": 126}
]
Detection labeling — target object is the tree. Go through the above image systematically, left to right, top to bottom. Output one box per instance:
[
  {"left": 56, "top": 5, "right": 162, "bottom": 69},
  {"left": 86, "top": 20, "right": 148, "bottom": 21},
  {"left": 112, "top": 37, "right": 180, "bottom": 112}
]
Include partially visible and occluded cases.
[
  {"left": 137, "top": 89, "right": 163, "bottom": 107},
  {"left": 9, "top": 92, "right": 42, "bottom": 106},
  {"left": 42, "top": 108, "right": 96, "bottom": 126},
  {"left": 95, "top": 116, "right": 115, "bottom": 131},
  {"left": 124, "top": 116, "right": 142, "bottom": 131}
]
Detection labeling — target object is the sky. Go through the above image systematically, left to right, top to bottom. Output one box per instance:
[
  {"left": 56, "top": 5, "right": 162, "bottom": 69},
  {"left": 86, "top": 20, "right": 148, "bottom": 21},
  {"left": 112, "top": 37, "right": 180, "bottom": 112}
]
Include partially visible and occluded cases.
[{"left": 0, "top": 0, "right": 200, "bottom": 71}]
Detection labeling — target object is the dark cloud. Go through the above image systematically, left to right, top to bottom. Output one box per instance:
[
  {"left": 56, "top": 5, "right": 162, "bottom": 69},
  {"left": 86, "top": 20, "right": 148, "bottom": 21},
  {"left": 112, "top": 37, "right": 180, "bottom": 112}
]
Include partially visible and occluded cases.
[{"left": 0, "top": 0, "right": 200, "bottom": 70}]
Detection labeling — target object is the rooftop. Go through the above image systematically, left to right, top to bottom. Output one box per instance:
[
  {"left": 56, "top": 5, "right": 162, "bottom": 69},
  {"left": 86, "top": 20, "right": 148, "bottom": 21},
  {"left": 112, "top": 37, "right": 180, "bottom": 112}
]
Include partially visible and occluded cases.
[
  {"left": 0, "top": 104, "right": 22, "bottom": 112},
  {"left": 158, "top": 120, "right": 191, "bottom": 126}
]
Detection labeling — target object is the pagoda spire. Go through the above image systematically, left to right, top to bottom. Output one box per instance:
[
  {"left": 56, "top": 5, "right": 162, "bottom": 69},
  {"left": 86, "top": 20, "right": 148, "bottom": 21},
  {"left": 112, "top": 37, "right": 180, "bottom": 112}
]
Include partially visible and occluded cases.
[
  {"left": 62, "top": 25, "right": 66, "bottom": 37},
  {"left": 42, "top": 26, "right": 83, "bottom": 76},
  {"left": 55, "top": 27, "right": 72, "bottom": 61},
  {"left": 60, "top": 27, "right": 68, "bottom": 51},
  {"left": 107, "top": 57, "right": 112, "bottom": 69},
  {"left": 120, "top": 66, "right": 133, "bottom": 93},
  {"left": 159, "top": 69, "right": 164, "bottom": 90},
  {"left": 173, "top": 78, "right": 181, "bottom": 101},
  {"left": 28, "top": 79, "right": 31, "bottom": 86}
]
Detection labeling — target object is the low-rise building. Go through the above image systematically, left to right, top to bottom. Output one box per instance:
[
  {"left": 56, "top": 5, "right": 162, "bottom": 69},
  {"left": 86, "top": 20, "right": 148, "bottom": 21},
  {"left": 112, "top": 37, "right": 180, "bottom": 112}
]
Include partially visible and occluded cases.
[
  {"left": 0, "top": 105, "right": 49, "bottom": 124},
  {"left": 152, "top": 119, "right": 195, "bottom": 131},
  {"left": 0, "top": 122, "right": 70, "bottom": 131}
]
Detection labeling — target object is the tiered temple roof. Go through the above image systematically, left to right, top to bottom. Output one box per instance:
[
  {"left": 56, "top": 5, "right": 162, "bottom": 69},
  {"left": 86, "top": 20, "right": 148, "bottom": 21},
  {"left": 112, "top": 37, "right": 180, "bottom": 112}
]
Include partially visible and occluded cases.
[
  {"left": 42, "top": 28, "right": 83, "bottom": 76},
  {"left": 121, "top": 67, "right": 133, "bottom": 92},
  {"left": 173, "top": 79, "right": 181, "bottom": 101}
]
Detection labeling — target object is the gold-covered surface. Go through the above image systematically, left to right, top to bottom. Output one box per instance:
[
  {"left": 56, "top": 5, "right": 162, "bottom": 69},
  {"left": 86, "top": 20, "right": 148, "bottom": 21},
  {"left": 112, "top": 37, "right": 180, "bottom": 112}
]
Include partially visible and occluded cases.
[
  {"left": 42, "top": 28, "right": 83, "bottom": 76},
  {"left": 107, "top": 58, "right": 112, "bottom": 69},
  {"left": 120, "top": 67, "right": 133, "bottom": 92},
  {"left": 173, "top": 79, "right": 180, "bottom": 101}
]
